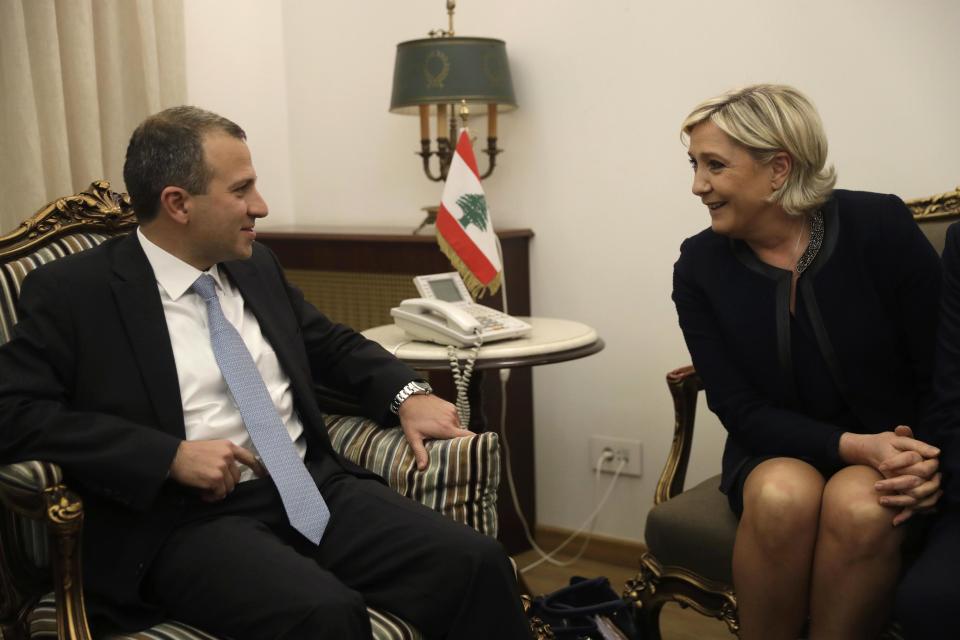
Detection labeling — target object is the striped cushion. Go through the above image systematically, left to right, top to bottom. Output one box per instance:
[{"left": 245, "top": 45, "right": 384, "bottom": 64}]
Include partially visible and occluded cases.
[
  {"left": 0, "top": 232, "right": 112, "bottom": 344},
  {"left": 326, "top": 414, "right": 500, "bottom": 537},
  {"left": 27, "top": 594, "right": 422, "bottom": 640}
]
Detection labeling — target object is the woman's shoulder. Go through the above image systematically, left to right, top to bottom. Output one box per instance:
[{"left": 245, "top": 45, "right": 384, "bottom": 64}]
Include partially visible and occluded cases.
[
  {"left": 831, "top": 188, "right": 918, "bottom": 239},
  {"left": 832, "top": 188, "right": 910, "bottom": 221},
  {"left": 829, "top": 189, "right": 940, "bottom": 270},
  {"left": 678, "top": 226, "right": 726, "bottom": 257},
  {"left": 675, "top": 227, "right": 729, "bottom": 274}
]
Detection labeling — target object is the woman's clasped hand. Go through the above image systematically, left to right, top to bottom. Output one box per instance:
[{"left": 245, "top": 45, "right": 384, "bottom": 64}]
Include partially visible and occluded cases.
[{"left": 859, "top": 426, "right": 942, "bottom": 525}]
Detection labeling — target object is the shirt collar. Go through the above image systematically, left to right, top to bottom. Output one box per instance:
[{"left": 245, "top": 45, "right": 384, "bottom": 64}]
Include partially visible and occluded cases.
[{"left": 137, "top": 228, "right": 226, "bottom": 301}]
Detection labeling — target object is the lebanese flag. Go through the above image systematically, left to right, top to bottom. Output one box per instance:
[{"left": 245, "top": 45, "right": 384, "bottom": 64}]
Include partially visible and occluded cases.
[{"left": 436, "top": 129, "right": 502, "bottom": 298}]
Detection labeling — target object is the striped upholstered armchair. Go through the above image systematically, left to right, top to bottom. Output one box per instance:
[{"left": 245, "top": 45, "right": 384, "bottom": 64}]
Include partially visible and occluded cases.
[{"left": 0, "top": 181, "right": 503, "bottom": 640}]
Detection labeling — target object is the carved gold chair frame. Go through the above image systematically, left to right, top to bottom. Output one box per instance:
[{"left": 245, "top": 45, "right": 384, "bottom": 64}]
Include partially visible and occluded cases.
[{"left": 624, "top": 186, "right": 960, "bottom": 639}]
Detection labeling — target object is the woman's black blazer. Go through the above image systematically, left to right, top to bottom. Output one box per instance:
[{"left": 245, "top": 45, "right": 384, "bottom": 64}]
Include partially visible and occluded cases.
[{"left": 673, "top": 189, "right": 941, "bottom": 493}]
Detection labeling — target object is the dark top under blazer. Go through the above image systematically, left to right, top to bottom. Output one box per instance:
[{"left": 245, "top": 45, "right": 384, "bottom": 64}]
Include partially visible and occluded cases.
[
  {"left": 673, "top": 189, "right": 941, "bottom": 493},
  {"left": 920, "top": 222, "right": 960, "bottom": 509},
  {"left": 0, "top": 234, "right": 418, "bottom": 628}
]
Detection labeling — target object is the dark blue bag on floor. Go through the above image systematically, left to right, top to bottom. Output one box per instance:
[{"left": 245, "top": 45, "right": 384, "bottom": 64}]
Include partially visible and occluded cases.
[{"left": 530, "top": 576, "right": 642, "bottom": 640}]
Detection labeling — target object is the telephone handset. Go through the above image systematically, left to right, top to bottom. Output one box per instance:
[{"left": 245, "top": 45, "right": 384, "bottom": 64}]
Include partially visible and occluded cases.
[
  {"left": 390, "top": 272, "right": 531, "bottom": 347},
  {"left": 391, "top": 272, "right": 531, "bottom": 424},
  {"left": 390, "top": 298, "right": 483, "bottom": 347}
]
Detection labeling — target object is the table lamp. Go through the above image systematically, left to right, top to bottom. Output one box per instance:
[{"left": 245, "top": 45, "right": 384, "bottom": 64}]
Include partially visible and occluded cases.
[{"left": 390, "top": 0, "right": 517, "bottom": 228}]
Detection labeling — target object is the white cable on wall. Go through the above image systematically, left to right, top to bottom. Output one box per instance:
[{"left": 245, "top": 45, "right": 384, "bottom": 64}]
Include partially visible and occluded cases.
[{"left": 495, "top": 368, "right": 627, "bottom": 573}]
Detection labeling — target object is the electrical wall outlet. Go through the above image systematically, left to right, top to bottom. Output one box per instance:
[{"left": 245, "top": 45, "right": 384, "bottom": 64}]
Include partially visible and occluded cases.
[{"left": 589, "top": 436, "right": 642, "bottom": 477}]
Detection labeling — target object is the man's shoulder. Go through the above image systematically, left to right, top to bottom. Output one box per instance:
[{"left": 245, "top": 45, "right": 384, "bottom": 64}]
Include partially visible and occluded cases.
[
  {"left": 20, "top": 234, "right": 128, "bottom": 284},
  {"left": 249, "top": 241, "right": 279, "bottom": 264},
  {"left": 231, "top": 242, "right": 284, "bottom": 278}
]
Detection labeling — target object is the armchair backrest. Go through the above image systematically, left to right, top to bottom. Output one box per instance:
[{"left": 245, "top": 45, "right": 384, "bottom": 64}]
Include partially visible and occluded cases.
[
  {"left": 0, "top": 180, "right": 137, "bottom": 343},
  {"left": 0, "top": 181, "right": 136, "bottom": 625}
]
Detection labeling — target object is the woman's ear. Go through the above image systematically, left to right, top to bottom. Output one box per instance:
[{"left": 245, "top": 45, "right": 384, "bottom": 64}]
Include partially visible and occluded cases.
[
  {"left": 770, "top": 151, "right": 792, "bottom": 190},
  {"left": 158, "top": 186, "right": 191, "bottom": 225}
]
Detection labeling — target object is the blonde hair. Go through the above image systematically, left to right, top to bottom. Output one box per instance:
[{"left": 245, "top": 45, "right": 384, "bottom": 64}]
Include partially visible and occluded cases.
[{"left": 681, "top": 84, "right": 836, "bottom": 216}]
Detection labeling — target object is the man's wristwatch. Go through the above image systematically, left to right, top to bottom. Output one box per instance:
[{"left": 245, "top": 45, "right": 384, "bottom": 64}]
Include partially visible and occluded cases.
[{"left": 390, "top": 380, "right": 433, "bottom": 414}]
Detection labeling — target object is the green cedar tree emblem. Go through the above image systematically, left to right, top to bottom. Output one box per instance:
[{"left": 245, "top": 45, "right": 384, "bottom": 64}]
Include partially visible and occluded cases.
[{"left": 456, "top": 193, "right": 489, "bottom": 231}]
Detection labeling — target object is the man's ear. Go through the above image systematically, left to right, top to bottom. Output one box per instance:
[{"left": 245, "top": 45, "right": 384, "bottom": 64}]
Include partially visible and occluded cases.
[
  {"left": 770, "top": 152, "right": 792, "bottom": 190},
  {"left": 158, "top": 186, "right": 191, "bottom": 225}
]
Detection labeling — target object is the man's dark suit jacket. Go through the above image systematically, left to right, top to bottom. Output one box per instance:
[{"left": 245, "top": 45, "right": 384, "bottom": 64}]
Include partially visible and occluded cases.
[
  {"left": 672, "top": 189, "right": 942, "bottom": 493},
  {"left": 921, "top": 222, "right": 960, "bottom": 508},
  {"left": 0, "top": 234, "right": 417, "bottom": 628}
]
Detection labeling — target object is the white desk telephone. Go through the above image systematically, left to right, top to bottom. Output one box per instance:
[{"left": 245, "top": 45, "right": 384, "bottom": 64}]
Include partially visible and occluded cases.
[{"left": 390, "top": 272, "right": 531, "bottom": 347}]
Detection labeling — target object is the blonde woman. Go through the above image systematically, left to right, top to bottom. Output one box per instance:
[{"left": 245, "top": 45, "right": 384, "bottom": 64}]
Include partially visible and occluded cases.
[{"left": 673, "top": 84, "right": 942, "bottom": 639}]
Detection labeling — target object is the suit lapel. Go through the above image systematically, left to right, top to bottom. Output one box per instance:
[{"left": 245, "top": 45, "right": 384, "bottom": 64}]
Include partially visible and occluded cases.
[
  {"left": 109, "top": 234, "right": 185, "bottom": 436},
  {"left": 221, "top": 257, "right": 314, "bottom": 407}
]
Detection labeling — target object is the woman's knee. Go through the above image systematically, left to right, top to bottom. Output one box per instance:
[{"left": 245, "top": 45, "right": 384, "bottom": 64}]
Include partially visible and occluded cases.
[
  {"left": 741, "top": 458, "right": 824, "bottom": 549},
  {"left": 820, "top": 466, "right": 902, "bottom": 557}
]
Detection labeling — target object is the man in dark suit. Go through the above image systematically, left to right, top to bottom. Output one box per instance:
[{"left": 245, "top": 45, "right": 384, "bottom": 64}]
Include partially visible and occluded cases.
[
  {"left": 0, "top": 106, "right": 530, "bottom": 639},
  {"left": 895, "top": 221, "right": 960, "bottom": 639}
]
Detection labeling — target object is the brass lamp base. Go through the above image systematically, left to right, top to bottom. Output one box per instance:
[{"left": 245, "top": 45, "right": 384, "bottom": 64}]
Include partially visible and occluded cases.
[{"left": 414, "top": 206, "right": 438, "bottom": 235}]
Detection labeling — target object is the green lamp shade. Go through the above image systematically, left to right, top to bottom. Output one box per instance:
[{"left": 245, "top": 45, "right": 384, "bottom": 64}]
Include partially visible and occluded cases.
[{"left": 390, "top": 37, "right": 517, "bottom": 114}]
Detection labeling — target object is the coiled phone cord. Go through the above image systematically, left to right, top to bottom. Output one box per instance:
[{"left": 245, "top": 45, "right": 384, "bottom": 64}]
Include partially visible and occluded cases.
[{"left": 447, "top": 332, "right": 482, "bottom": 425}]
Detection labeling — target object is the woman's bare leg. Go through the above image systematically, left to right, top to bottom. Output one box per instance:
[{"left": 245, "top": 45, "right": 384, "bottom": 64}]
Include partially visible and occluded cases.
[
  {"left": 734, "top": 457, "right": 825, "bottom": 640},
  {"left": 809, "top": 464, "right": 904, "bottom": 640}
]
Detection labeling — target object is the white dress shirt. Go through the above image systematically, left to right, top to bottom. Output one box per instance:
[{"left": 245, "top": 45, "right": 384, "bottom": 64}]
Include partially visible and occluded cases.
[{"left": 137, "top": 229, "right": 307, "bottom": 481}]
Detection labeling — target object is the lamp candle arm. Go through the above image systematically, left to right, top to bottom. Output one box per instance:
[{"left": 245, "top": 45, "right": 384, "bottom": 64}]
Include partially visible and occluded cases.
[
  {"left": 416, "top": 99, "right": 500, "bottom": 182},
  {"left": 478, "top": 137, "right": 501, "bottom": 180},
  {"left": 418, "top": 140, "right": 444, "bottom": 182}
]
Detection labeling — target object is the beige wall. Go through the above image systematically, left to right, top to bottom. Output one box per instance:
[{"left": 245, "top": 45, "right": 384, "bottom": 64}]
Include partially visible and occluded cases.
[
  {"left": 183, "top": 0, "right": 295, "bottom": 223},
  {"left": 185, "top": 0, "right": 960, "bottom": 542}
]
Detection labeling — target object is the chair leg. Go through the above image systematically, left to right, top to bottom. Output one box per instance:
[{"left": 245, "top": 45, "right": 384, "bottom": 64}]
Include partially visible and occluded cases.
[
  {"left": 626, "top": 553, "right": 740, "bottom": 638},
  {"left": 625, "top": 557, "right": 665, "bottom": 640},
  {"left": 637, "top": 598, "right": 665, "bottom": 640}
]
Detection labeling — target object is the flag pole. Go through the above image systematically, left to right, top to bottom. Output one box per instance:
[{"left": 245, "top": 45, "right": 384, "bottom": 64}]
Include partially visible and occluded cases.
[{"left": 458, "top": 99, "right": 470, "bottom": 133}]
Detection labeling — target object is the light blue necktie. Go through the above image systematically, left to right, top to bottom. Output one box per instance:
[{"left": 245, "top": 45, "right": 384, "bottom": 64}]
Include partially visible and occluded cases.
[{"left": 192, "top": 274, "right": 329, "bottom": 544}]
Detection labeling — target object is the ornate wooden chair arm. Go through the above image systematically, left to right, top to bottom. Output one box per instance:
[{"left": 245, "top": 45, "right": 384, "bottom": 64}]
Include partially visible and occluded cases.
[
  {"left": 655, "top": 366, "right": 703, "bottom": 505},
  {"left": 0, "top": 461, "right": 91, "bottom": 640}
]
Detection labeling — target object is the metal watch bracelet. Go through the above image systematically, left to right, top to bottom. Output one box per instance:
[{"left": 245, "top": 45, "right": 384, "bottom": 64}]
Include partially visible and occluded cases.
[{"left": 390, "top": 380, "right": 433, "bottom": 414}]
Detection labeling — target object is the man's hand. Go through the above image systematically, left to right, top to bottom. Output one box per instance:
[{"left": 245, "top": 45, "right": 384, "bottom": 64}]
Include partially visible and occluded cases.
[
  {"left": 398, "top": 394, "right": 472, "bottom": 471},
  {"left": 872, "top": 425, "right": 943, "bottom": 525},
  {"left": 170, "top": 439, "right": 266, "bottom": 502}
]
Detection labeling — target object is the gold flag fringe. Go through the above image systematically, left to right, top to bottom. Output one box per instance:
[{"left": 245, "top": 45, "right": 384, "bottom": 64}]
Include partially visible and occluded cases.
[{"left": 437, "top": 233, "right": 502, "bottom": 301}]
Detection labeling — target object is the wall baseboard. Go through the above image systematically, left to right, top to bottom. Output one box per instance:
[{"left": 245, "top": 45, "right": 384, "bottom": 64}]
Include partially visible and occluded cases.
[{"left": 534, "top": 524, "right": 646, "bottom": 568}]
